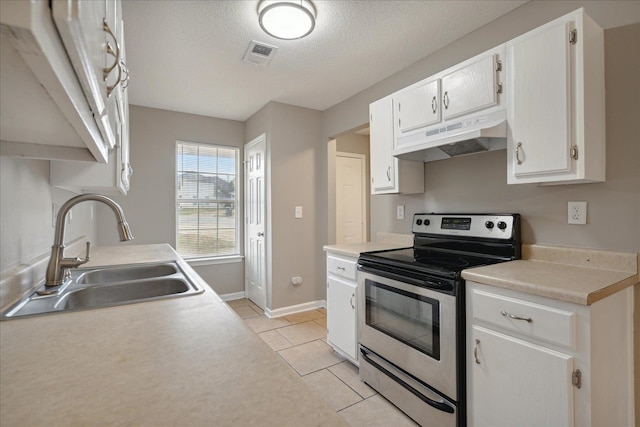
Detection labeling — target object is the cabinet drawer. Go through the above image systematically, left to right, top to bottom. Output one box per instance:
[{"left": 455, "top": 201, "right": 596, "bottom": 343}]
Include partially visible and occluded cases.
[
  {"left": 327, "top": 254, "right": 357, "bottom": 281},
  {"left": 470, "top": 288, "right": 576, "bottom": 348}
]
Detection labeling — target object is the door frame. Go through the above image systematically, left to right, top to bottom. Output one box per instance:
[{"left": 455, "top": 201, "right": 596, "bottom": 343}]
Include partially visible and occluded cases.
[
  {"left": 244, "top": 133, "right": 269, "bottom": 310},
  {"left": 335, "top": 151, "right": 367, "bottom": 244}
]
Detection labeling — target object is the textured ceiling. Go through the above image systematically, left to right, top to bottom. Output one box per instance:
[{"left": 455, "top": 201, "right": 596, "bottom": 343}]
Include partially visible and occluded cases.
[{"left": 122, "top": 0, "right": 528, "bottom": 121}]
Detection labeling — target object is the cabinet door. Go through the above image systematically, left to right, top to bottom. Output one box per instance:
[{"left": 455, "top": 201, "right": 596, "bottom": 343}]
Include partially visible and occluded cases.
[
  {"left": 52, "top": 0, "right": 118, "bottom": 149},
  {"left": 507, "top": 20, "right": 572, "bottom": 178},
  {"left": 441, "top": 54, "right": 498, "bottom": 120},
  {"left": 395, "top": 79, "right": 440, "bottom": 140},
  {"left": 369, "top": 97, "right": 396, "bottom": 193},
  {"left": 327, "top": 276, "right": 357, "bottom": 360},
  {"left": 469, "top": 325, "right": 574, "bottom": 427}
]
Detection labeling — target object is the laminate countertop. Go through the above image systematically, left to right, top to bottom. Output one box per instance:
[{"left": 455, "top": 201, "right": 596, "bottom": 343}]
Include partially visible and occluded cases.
[
  {"left": 323, "top": 232, "right": 413, "bottom": 258},
  {"left": 0, "top": 244, "right": 347, "bottom": 426},
  {"left": 462, "top": 244, "right": 639, "bottom": 305}
]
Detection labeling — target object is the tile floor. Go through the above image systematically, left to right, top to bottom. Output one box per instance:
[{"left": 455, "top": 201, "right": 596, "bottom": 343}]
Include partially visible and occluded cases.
[{"left": 226, "top": 298, "right": 418, "bottom": 426}]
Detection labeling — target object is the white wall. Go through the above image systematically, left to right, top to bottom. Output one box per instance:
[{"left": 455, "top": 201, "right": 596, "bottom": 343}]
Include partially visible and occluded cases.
[
  {"left": 321, "top": 1, "right": 640, "bottom": 254},
  {"left": 245, "top": 102, "right": 324, "bottom": 310},
  {"left": 97, "top": 106, "right": 245, "bottom": 296},
  {"left": 0, "top": 156, "right": 97, "bottom": 273}
]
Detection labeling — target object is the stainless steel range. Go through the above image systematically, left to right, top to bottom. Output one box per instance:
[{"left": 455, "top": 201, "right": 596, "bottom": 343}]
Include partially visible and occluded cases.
[{"left": 357, "top": 213, "right": 521, "bottom": 427}]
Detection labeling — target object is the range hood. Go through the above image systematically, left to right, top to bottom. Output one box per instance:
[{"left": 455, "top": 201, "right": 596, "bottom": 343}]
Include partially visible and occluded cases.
[{"left": 394, "top": 110, "right": 507, "bottom": 162}]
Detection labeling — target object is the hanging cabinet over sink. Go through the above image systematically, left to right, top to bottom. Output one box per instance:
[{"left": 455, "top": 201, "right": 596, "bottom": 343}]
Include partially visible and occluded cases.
[
  {"left": 0, "top": 0, "right": 127, "bottom": 164},
  {"left": 506, "top": 8, "right": 605, "bottom": 185}
]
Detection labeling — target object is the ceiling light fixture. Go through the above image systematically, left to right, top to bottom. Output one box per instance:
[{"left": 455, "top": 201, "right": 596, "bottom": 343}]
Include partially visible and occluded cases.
[{"left": 258, "top": 0, "right": 316, "bottom": 40}]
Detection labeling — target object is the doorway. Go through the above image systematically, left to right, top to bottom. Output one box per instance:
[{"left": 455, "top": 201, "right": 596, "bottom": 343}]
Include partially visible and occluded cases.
[{"left": 329, "top": 130, "right": 370, "bottom": 245}]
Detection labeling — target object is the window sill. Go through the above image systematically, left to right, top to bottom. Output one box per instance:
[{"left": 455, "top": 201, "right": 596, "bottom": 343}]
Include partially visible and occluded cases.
[{"left": 185, "top": 255, "right": 244, "bottom": 267}]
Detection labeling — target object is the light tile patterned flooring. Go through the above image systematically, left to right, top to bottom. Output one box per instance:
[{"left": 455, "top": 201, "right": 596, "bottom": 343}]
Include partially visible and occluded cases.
[{"left": 227, "top": 298, "right": 418, "bottom": 426}]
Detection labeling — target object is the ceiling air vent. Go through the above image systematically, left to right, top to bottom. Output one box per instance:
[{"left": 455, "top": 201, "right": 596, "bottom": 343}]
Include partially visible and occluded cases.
[{"left": 243, "top": 40, "right": 278, "bottom": 67}]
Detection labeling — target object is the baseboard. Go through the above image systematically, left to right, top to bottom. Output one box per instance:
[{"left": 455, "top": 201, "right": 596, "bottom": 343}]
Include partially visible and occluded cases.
[
  {"left": 218, "top": 291, "right": 246, "bottom": 302},
  {"left": 265, "top": 300, "right": 326, "bottom": 319}
]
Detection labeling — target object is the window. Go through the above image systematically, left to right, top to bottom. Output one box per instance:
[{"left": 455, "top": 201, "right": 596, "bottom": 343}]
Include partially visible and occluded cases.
[{"left": 176, "top": 141, "right": 239, "bottom": 259}]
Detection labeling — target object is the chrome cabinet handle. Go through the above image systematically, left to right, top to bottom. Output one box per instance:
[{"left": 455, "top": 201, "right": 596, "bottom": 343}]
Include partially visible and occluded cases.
[
  {"left": 103, "top": 19, "right": 122, "bottom": 97},
  {"left": 120, "top": 59, "right": 130, "bottom": 89},
  {"left": 443, "top": 91, "right": 449, "bottom": 109},
  {"left": 431, "top": 96, "right": 437, "bottom": 114},
  {"left": 515, "top": 142, "right": 523, "bottom": 165},
  {"left": 386, "top": 166, "right": 391, "bottom": 181},
  {"left": 257, "top": 232, "right": 264, "bottom": 237},
  {"left": 336, "top": 266, "right": 346, "bottom": 271},
  {"left": 350, "top": 293, "right": 355, "bottom": 309},
  {"left": 501, "top": 310, "right": 532, "bottom": 323},
  {"left": 474, "top": 339, "right": 481, "bottom": 364}
]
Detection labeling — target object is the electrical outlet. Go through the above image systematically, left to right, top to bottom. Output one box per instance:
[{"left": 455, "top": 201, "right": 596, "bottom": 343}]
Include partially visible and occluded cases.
[
  {"left": 568, "top": 201, "right": 587, "bottom": 225},
  {"left": 397, "top": 205, "right": 405, "bottom": 220},
  {"left": 295, "top": 206, "right": 303, "bottom": 219}
]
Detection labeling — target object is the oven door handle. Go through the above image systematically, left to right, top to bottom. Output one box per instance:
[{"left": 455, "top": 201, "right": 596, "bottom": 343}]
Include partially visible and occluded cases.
[{"left": 359, "top": 347, "right": 455, "bottom": 414}]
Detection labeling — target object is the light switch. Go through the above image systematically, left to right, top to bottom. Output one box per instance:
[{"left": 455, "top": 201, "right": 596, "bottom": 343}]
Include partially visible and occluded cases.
[
  {"left": 397, "top": 205, "right": 405, "bottom": 220},
  {"left": 295, "top": 206, "right": 303, "bottom": 219}
]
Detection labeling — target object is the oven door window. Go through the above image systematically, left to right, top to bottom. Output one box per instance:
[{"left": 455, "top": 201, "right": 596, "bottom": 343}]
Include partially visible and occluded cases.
[{"left": 365, "top": 279, "right": 440, "bottom": 360}]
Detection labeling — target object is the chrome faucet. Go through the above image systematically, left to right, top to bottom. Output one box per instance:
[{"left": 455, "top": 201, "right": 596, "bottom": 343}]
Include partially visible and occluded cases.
[{"left": 41, "top": 194, "right": 133, "bottom": 294}]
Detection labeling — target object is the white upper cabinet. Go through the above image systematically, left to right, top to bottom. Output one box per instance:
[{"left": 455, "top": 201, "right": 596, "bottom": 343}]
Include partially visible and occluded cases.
[
  {"left": 0, "top": 0, "right": 126, "bottom": 163},
  {"left": 506, "top": 9, "right": 605, "bottom": 185},
  {"left": 51, "top": 13, "right": 132, "bottom": 195},
  {"left": 392, "top": 45, "right": 505, "bottom": 157},
  {"left": 441, "top": 53, "right": 500, "bottom": 121},
  {"left": 395, "top": 78, "right": 441, "bottom": 143},
  {"left": 370, "top": 97, "right": 424, "bottom": 195},
  {"left": 370, "top": 97, "right": 396, "bottom": 193}
]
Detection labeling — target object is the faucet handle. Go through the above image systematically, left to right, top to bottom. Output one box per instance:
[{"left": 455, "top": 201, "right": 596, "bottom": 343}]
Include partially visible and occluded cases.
[{"left": 77, "top": 241, "right": 91, "bottom": 266}]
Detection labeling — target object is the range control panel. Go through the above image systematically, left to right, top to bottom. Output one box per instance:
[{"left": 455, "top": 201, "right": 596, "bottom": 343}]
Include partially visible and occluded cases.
[{"left": 412, "top": 213, "right": 519, "bottom": 240}]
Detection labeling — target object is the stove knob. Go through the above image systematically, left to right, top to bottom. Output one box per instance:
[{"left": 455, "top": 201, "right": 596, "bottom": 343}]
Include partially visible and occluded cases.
[
  {"left": 416, "top": 219, "right": 423, "bottom": 226},
  {"left": 424, "top": 219, "right": 430, "bottom": 226},
  {"left": 485, "top": 221, "right": 494, "bottom": 229},
  {"left": 497, "top": 221, "right": 507, "bottom": 230}
]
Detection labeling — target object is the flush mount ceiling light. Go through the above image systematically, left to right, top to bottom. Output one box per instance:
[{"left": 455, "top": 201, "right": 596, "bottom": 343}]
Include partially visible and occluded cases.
[{"left": 258, "top": 0, "right": 316, "bottom": 40}]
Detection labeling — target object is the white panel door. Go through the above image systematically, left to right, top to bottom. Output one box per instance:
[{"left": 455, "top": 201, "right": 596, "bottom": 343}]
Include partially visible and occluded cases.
[
  {"left": 507, "top": 20, "right": 572, "bottom": 177},
  {"left": 441, "top": 54, "right": 498, "bottom": 120},
  {"left": 244, "top": 135, "right": 266, "bottom": 310},
  {"left": 336, "top": 154, "right": 365, "bottom": 244},
  {"left": 327, "top": 276, "right": 357, "bottom": 360},
  {"left": 470, "top": 325, "right": 574, "bottom": 427}
]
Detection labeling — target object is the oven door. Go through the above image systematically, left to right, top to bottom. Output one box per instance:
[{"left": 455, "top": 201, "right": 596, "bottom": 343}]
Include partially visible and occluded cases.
[{"left": 358, "top": 270, "right": 457, "bottom": 400}]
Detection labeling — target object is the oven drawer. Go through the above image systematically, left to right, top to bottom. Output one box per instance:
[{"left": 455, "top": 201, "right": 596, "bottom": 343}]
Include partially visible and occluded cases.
[
  {"left": 327, "top": 254, "right": 357, "bottom": 280},
  {"left": 469, "top": 287, "right": 576, "bottom": 348}
]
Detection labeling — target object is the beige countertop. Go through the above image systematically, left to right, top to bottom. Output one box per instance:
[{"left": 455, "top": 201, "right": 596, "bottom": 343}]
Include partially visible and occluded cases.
[
  {"left": 323, "top": 232, "right": 413, "bottom": 258},
  {"left": 0, "top": 244, "right": 346, "bottom": 426},
  {"left": 462, "top": 244, "right": 639, "bottom": 305}
]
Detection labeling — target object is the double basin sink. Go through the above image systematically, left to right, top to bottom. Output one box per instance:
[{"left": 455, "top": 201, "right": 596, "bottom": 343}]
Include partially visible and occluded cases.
[{"left": 1, "top": 262, "right": 203, "bottom": 319}]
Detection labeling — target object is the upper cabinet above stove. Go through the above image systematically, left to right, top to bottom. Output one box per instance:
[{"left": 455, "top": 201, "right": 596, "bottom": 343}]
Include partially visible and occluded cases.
[
  {"left": 0, "top": 0, "right": 127, "bottom": 164},
  {"left": 506, "top": 9, "right": 605, "bottom": 185}
]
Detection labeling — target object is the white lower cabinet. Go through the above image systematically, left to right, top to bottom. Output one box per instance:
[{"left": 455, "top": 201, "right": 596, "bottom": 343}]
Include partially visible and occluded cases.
[
  {"left": 326, "top": 253, "right": 358, "bottom": 364},
  {"left": 466, "top": 281, "right": 634, "bottom": 427},
  {"left": 470, "top": 326, "right": 574, "bottom": 427}
]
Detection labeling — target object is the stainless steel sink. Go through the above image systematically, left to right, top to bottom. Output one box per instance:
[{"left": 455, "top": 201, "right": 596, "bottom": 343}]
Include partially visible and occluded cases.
[
  {"left": 1, "top": 262, "right": 203, "bottom": 319},
  {"left": 76, "top": 264, "right": 178, "bottom": 284}
]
